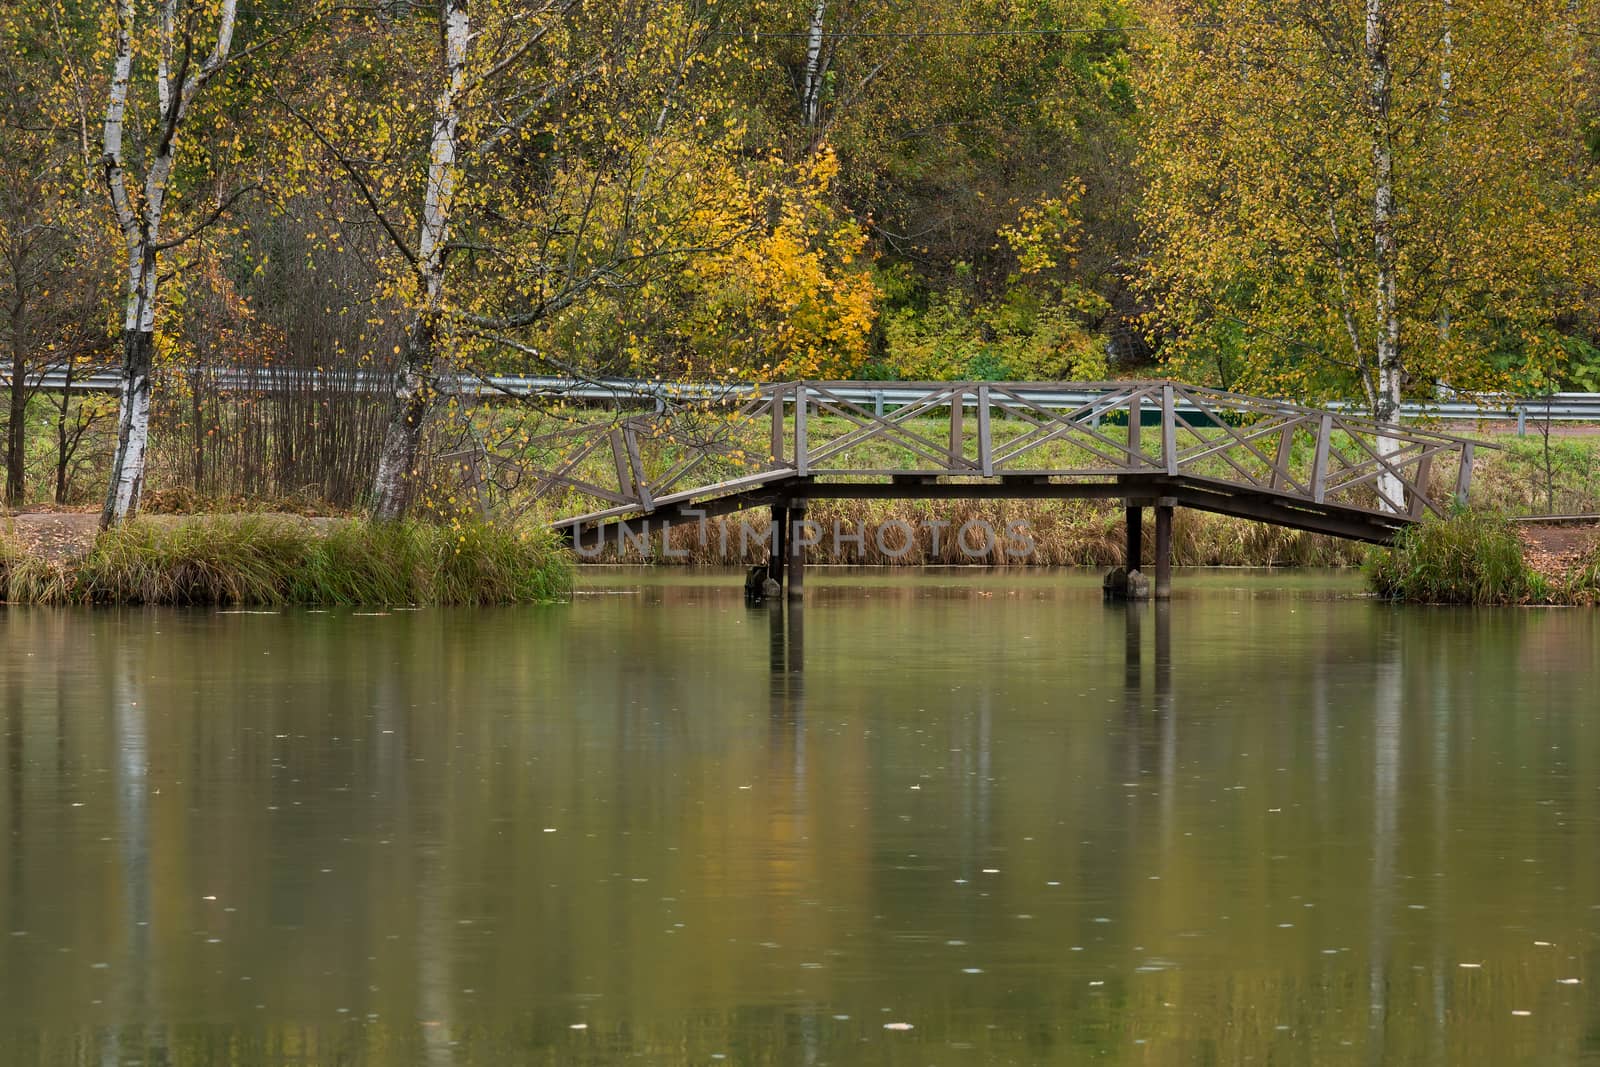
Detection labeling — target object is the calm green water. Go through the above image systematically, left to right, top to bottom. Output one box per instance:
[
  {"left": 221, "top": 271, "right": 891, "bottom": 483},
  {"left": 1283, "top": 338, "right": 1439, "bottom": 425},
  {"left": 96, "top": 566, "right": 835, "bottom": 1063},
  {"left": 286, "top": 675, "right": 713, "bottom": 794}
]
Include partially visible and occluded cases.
[{"left": 2, "top": 570, "right": 1599, "bottom": 1065}]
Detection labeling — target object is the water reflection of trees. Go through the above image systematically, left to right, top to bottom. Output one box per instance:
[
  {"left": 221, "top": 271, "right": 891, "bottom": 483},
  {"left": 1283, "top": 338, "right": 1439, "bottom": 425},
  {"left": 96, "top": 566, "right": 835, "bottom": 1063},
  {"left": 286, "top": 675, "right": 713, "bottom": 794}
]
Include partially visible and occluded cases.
[{"left": 0, "top": 597, "right": 1596, "bottom": 1062}]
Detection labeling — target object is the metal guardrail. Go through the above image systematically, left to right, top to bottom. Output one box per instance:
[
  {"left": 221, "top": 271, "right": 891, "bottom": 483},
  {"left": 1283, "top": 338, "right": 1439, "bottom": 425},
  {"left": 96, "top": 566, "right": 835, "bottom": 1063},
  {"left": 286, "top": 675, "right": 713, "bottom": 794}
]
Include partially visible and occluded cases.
[{"left": 6, "top": 367, "right": 1599, "bottom": 432}]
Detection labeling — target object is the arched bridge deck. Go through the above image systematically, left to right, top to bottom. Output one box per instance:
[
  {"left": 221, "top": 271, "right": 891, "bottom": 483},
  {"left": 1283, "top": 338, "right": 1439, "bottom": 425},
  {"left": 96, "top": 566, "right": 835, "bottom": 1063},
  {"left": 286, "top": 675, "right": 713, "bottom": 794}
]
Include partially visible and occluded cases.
[{"left": 536, "top": 381, "right": 1486, "bottom": 574}]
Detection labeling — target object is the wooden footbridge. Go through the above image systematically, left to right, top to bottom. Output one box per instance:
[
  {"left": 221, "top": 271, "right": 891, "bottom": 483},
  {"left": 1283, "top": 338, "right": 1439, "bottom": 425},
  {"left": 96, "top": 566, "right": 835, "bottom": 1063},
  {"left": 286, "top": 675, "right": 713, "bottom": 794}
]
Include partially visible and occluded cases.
[{"left": 534, "top": 381, "right": 1485, "bottom": 598}]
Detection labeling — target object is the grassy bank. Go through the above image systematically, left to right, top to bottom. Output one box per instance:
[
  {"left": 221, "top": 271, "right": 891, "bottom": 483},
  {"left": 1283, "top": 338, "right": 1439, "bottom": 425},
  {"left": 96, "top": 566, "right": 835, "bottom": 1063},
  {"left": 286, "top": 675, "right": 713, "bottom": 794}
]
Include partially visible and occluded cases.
[
  {"left": 1367, "top": 509, "right": 1600, "bottom": 606},
  {"left": 0, "top": 515, "right": 572, "bottom": 606}
]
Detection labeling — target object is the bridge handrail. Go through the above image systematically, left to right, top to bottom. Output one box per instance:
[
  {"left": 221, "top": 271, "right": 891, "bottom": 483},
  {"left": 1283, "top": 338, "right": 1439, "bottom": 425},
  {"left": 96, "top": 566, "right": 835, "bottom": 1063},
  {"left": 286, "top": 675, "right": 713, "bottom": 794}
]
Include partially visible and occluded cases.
[{"left": 527, "top": 379, "right": 1486, "bottom": 531}]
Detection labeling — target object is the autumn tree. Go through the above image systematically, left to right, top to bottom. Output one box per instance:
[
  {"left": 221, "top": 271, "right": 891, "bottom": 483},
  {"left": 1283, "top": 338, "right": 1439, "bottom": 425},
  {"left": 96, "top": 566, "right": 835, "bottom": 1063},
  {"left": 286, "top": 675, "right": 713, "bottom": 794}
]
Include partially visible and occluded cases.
[
  {"left": 0, "top": 0, "right": 117, "bottom": 506},
  {"left": 91, "top": 0, "right": 256, "bottom": 524},
  {"left": 277, "top": 0, "right": 860, "bottom": 518},
  {"left": 724, "top": 0, "right": 1140, "bottom": 375},
  {"left": 1137, "top": 0, "right": 1598, "bottom": 475}
]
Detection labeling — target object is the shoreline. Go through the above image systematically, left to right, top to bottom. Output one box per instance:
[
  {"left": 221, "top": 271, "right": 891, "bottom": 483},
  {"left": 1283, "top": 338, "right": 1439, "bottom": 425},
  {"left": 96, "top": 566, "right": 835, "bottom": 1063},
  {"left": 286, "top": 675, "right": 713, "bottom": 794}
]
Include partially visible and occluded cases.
[{"left": 1, "top": 513, "right": 571, "bottom": 606}]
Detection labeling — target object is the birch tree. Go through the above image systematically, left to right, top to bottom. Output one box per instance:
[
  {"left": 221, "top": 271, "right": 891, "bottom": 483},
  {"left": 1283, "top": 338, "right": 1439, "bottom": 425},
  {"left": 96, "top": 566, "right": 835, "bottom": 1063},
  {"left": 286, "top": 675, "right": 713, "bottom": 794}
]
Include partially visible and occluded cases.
[
  {"left": 1, "top": 0, "right": 118, "bottom": 506},
  {"left": 97, "top": 0, "right": 242, "bottom": 526},
  {"left": 284, "top": 0, "right": 790, "bottom": 519},
  {"left": 364, "top": 0, "right": 470, "bottom": 521},
  {"left": 1138, "top": 0, "right": 1599, "bottom": 498},
  {"left": 1364, "top": 0, "right": 1403, "bottom": 506}
]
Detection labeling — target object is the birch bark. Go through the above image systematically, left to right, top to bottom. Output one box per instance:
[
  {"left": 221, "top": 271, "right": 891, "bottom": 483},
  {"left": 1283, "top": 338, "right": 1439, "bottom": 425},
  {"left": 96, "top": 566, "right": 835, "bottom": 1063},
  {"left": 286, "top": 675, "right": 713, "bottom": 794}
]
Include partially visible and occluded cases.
[
  {"left": 99, "top": 0, "right": 239, "bottom": 527},
  {"left": 369, "top": 0, "right": 470, "bottom": 521},
  {"left": 799, "top": 0, "right": 828, "bottom": 129},
  {"left": 1365, "top": 0, "right": 1404, "bottom": 513}
]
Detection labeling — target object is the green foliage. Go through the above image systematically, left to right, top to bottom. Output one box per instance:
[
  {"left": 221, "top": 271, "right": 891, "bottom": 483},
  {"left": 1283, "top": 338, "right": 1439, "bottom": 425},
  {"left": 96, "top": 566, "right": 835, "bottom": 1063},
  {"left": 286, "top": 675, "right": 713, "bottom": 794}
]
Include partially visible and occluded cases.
[
  {"left": 1137, "top": 0, "right": 1598, "bottom": 406},
  {"left": 873, "top": 185, "right": 1111, "bottom": 381},
  {"left": 1559, "top": 335, "right": 1600, "bottom": 392},
  {"left": 1366, "top": 509, "right": 1531, "bottom": 605},
  {"left": 2, "top": 517, "right": 572, "bottom": 606}
]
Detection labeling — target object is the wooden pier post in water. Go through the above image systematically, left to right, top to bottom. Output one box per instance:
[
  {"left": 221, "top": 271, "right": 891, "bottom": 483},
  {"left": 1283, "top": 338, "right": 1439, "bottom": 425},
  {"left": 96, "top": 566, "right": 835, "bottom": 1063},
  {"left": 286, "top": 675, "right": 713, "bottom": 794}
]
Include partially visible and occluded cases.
[
  {"left": 787, "top": 500, "right": 808, "bottom": 600},
  {"left": 1154, "top": 500, "right": 1174, "bottom": 601},
  {"left": 770, "top": 504, "right": 788, "bottom": 589},
  {"left": 1125, "top": 505, "right": 1144, "bottom": 575}
]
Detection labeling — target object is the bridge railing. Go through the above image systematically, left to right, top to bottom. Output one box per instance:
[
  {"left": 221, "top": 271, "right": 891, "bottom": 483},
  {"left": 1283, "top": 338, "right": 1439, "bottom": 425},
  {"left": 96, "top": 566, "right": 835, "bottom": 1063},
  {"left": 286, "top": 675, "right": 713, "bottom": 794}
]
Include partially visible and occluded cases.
[{"left": 526, "top": 381, "right": 1483, "bottom": 525}]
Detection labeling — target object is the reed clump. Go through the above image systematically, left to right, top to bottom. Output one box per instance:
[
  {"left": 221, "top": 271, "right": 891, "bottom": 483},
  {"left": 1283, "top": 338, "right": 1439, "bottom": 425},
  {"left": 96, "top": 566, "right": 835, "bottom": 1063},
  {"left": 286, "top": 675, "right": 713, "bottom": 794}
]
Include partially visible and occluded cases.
[
  {"left": 1366, "top": 509, "right": 1533, "bottom": 605},
  {"left": 1, "top": 516, "right": 571, "bottom": 606}
]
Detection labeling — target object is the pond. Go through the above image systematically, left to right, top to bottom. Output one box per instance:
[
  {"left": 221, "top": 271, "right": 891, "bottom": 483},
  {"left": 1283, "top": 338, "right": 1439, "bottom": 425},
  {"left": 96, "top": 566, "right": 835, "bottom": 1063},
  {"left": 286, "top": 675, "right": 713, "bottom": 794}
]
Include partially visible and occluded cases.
[{"left": 1, "top": 569, "right": 1598, "bottom": 1064}]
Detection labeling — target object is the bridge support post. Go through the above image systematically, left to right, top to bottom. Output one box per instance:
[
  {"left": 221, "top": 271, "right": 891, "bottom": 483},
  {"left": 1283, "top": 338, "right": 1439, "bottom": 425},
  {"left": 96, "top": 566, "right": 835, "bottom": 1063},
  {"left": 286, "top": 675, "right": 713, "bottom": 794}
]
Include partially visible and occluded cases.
[
  {"left": 1154, "top": 499, "right": 1174, "bottom": 601},
  {"left": 787, "top": 500, "right": 808, "bottom": 600},
  {"left": 1103, "top": 504, "right": 1151, "bottom": 600},
  {"left": 770, "top": 505, "right": 788, "bottom": 588},
  {"left": 1125, "top": 505, "right": 1143, "bottom": 575}
]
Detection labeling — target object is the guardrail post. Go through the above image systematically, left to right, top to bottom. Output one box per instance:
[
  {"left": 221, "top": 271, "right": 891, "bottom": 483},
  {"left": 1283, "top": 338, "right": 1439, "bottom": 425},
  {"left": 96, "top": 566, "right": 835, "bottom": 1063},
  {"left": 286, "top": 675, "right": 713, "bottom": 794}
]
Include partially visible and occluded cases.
[
  {"left": 795, "top": 383, "right": 809, "bottom": 477},
  {"left": 977, "top": 385, "right": 993, "bottom": 477},
  {"left": 874, "top": 391, "right": 884, "bottom": 418},
  {"left": 1517, "top": 406, "right": 1527, "bottom": 437},
  {"left": 1311, "top": 414, "right": 1333, "bottom": 503},
  {"left": 1455, "top": 443, "right": 1475, "bottom": 505}
]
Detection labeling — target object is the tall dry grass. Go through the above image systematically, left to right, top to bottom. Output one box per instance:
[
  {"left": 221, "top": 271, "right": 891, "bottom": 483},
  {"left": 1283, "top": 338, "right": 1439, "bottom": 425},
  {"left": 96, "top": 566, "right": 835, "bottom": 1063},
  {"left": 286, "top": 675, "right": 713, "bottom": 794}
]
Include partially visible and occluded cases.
[
  {"left": 575, "top": 498, "right": 1366, "bottom": 568},
  {"left": 1, "top": 516, "right": 572, "bottom": 606}
]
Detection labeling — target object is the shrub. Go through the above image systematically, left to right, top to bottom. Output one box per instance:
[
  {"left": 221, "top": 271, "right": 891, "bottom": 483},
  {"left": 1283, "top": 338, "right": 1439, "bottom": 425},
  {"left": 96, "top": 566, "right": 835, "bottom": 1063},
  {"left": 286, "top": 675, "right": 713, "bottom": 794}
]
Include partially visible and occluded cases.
[{"left": 1366, "top": 509, "right": 1531, "bottom": 605}]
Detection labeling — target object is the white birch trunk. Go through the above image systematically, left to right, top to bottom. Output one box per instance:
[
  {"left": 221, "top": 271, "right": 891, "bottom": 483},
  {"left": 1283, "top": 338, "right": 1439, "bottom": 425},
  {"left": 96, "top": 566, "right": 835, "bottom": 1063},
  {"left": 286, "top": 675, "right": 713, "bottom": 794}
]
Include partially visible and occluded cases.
[
  {"left": 98, "top": 0, "right": 239, "bottom": 527},
  {"left": 369, "top": 0, "right": 470, "bottom": 521},
  {"left": 799, "top": 0, "right": 828, "bottom": 129},
  {"left": 1366, "top": 0, "right": 1405, "bottom": 514}
]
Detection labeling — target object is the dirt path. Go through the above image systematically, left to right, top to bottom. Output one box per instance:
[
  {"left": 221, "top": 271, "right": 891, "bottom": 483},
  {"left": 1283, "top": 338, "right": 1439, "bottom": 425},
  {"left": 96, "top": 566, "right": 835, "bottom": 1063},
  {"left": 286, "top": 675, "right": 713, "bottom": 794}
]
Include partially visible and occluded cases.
[
  {"left": 5, "top": 509, "right": 346, "bottom": 563},
  {"left": 5, "top": 510, "right": 100, "bottom": 562},
  {"left": 1518, "top": 522, "right": 1600, "bottom": 581}
]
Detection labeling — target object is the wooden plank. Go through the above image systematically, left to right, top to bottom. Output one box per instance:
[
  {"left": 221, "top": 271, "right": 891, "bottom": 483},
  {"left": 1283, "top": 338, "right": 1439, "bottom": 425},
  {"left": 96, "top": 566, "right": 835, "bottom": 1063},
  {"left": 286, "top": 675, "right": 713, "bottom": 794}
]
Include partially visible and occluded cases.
[
  {"left": 771, "top": 384, "right": 785, "bottom": 465},
  {"left": 795, "top": 384, "right": 809, "bottom": 477},
  {"left": 1162, "top": 384, "right": 1178, "bottom": 475},
  {"left": 977, "top": 385, "right": 993, "bottom": 477},
  {"left": 806, "top": 386, "right": 971, "bottom": 470},
  {"left": 949, "top": 387, "right": 964, "bottom": 465},
  {"left": 1127, "top": 393, "right": 1141, "bottom": 467},
  {"left": 1311, "top": 414, "right": 1332, "bottom": 503},
  {"left": 1271, "top": 421, "right": 1296, "bottom": 490},
  {"left": 625, "top": 426, "right": 653, "bottom": 510},
  {"left": 610, "top": 427, "right": 634, "bottom": 500},
  {"left": 1455, "top": 443, "right": 1475, "bottom": 504},
  {"left": 1408, "top": 452, "right": 1434, "bottom": 519}
]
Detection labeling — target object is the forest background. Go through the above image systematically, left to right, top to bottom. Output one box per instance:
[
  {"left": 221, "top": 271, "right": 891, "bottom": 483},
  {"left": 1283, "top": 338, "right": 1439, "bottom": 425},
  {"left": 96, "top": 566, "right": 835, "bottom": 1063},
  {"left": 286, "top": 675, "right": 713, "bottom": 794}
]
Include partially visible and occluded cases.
[{"left": 3, "top": 0, "right": 1598, "bottom": 520}]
